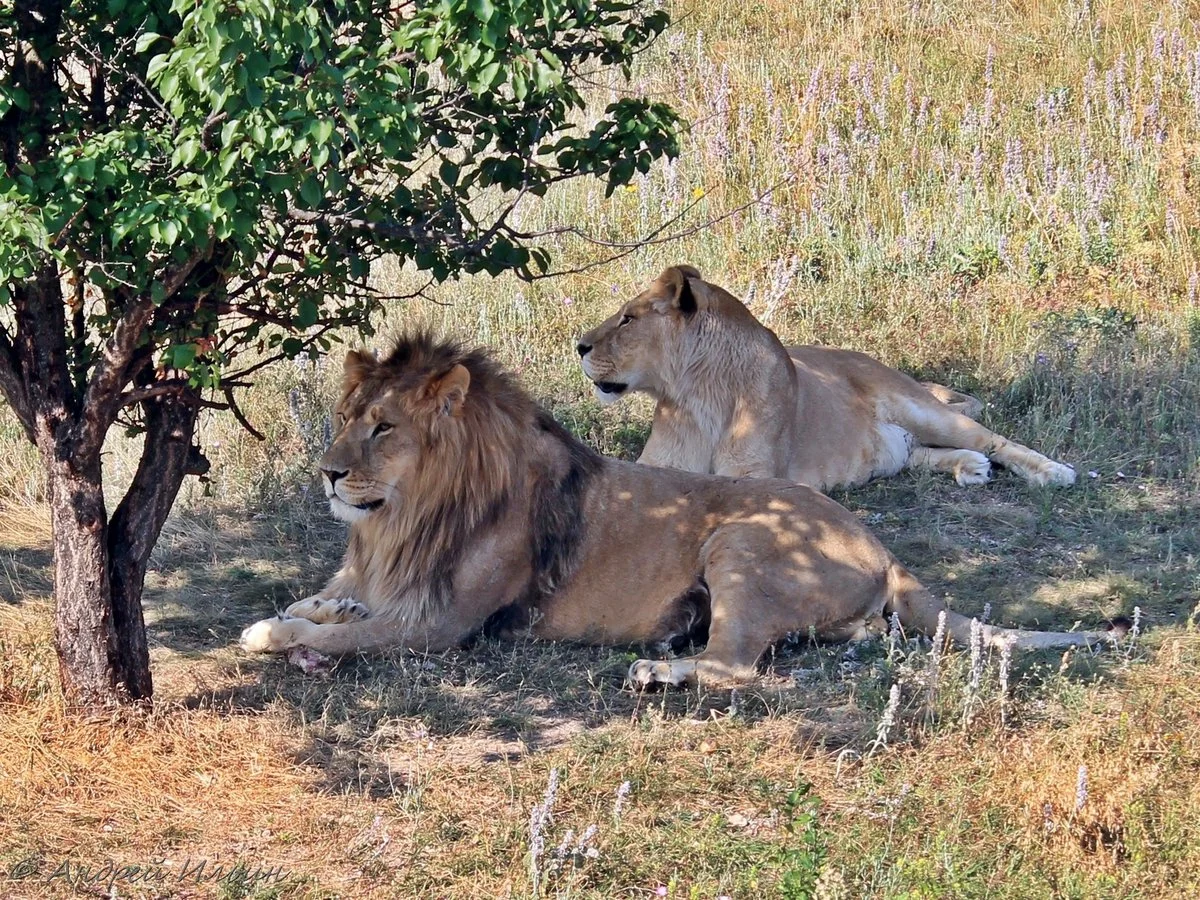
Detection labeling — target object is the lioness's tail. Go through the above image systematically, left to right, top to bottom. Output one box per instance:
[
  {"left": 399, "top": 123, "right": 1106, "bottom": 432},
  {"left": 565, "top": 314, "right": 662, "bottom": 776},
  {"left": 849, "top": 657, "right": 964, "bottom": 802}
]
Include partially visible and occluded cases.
[{"left": 885, "top": 562, "right": 1126, "bottom": 650}]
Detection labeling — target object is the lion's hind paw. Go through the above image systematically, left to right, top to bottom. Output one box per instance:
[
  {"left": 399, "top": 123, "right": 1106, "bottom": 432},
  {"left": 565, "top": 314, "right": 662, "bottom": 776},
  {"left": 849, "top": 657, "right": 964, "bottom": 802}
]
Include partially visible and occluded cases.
[{"left": 628, "top": 658, "right": 691, "bottom": 688}]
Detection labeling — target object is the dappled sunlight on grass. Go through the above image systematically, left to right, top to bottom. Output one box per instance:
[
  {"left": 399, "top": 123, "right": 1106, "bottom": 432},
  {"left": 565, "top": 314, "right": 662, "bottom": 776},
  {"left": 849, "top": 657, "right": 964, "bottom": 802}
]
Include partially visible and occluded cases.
[{"left": 2, "top": 0, "right": 1200, "bottom": 895}]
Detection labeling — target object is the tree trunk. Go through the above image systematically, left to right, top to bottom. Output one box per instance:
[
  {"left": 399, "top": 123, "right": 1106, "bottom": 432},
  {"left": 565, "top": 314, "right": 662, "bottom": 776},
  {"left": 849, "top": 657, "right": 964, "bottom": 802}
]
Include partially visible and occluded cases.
[
  {"left": 42, "top": 386, "right": 202, "bottom": 710},
  {"left": 107, "top": 389, "right": 203, "bottom": 701},
  {"left": 45, "top": 449, "right": 125, "bottom": 709}
]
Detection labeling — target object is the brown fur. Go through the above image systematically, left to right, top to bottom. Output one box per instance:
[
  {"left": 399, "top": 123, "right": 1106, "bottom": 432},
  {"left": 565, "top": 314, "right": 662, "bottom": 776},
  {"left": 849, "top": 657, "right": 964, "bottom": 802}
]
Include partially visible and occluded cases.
[
  {"left": 576, "top": 266, "right": 1077, "bottom": 491},
  {"left": 240, "top": 334, "right": 1113, "bottom": 686},
  {"left": 324, "top": 336, "right": 531, "bottom": 625}
]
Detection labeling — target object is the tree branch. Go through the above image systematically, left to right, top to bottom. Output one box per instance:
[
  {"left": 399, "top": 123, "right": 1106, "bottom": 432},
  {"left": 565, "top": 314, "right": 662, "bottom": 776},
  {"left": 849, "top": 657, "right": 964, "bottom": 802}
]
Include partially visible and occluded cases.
[
  {"left": 2, "top": 0, "right": 66, "bottom": 173},
  {"left": 513, "top": 177, "right": 791, "bottom": 280},
  {"left": 514, "top": 180, "right": 789, "bottom": 282},
  {"left": 286, "top": 206, "right": 469, "bottom": 251},
  {"left": 75, "top": 244, "right": 211, "bottom": 457},
  {"left": 13, "top": 264, "right": 72, "bottom": 441},
  {"left": 219, "top": 320, "right": 348, "bottom": 385},
  {"left": 0, "top": 326, "right": 35, "bottom": 441},
  {"left": 118, "top": 378, "right": 192, "bottom": 408},
  {"left": 222, "top": 385, "right": 265, "bottom": 441}
]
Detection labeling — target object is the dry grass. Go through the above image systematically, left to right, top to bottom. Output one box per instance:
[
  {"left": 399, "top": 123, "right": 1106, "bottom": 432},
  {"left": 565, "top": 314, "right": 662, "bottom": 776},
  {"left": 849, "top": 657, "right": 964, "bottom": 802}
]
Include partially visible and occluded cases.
[
  {"left": 3, "top": 0, "right": 1200, "bottom": 896},
  {"left": 3, "top": 563, "right": 1199, "bottom": 897}
]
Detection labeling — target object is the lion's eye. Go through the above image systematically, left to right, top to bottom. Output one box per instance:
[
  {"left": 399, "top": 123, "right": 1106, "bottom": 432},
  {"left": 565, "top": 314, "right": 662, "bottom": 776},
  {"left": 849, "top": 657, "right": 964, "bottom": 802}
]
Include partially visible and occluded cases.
[
  {"left": 618, "top": 314, "right": 634, "bottom": 327},
  {"left": 372, "top": 423, "right": 393, "bottom": 438}
]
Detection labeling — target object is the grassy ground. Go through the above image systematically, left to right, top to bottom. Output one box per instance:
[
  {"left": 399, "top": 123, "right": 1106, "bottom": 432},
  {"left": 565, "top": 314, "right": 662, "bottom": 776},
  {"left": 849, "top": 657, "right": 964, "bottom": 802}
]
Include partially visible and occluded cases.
[{"left": 3, "top": 0, "right": 1200, "bottom": 897}]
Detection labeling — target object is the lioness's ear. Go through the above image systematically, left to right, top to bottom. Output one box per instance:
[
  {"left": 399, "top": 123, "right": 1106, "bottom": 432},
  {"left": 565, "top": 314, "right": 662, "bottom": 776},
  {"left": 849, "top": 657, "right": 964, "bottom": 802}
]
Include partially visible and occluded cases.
[
  {"left": 655, "top": 265, "right": 701, "bottom": 316},
  {"left": 342, "top": 349, "right": 377, "bottom": 390},
  {"left": 425, "top": 364, "right": 471, "bottom": 417}
]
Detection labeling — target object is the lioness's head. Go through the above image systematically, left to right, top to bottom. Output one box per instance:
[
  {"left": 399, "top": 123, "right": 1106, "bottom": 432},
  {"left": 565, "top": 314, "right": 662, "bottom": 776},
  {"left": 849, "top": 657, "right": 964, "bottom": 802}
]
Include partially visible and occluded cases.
[
  {"left": 576, "top": 265, "right": 713, "bottom": 404},
  {"left": 318, "top": 334, "right": 524, "bottom": 524}
]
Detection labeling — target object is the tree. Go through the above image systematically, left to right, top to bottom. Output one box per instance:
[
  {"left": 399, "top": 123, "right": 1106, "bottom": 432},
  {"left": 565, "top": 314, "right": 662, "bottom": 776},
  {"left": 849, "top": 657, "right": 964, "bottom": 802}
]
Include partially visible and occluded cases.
[{"left": 0, "top": 0, "right": 678, "bottom": 710}]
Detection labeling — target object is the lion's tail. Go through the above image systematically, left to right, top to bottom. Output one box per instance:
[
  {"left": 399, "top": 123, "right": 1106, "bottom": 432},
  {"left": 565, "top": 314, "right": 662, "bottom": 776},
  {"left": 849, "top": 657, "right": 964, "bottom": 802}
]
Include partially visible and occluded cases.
[{"left": 884, "top": 562, "right": 1125, "bottom": 651}]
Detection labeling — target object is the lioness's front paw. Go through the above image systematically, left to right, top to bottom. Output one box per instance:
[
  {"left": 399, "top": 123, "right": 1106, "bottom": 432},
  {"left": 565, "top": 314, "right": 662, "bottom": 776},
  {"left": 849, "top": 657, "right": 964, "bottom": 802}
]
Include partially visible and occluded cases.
[
  {"left": 951, "top": 451, "right": 991, "bottom": 486},
  {"left": 1027, "top": 460, "right": 1076, "bottom": 487},
  {"left": 285, "top": 596, "right": 369, "bottom": 625},
  {"left": 240, "top": 616, "right": 293, "bottom": 653}
]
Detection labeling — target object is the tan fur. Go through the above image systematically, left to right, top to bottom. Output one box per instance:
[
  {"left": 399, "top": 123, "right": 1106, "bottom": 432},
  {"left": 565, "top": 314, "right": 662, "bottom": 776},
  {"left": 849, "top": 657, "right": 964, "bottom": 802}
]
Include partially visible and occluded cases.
[
  {"left": 576, "top": 266, "right": 1076, "bottom": 491},
  {"left": 240, "top": 334, "right": 1114, "bottom": 686}
]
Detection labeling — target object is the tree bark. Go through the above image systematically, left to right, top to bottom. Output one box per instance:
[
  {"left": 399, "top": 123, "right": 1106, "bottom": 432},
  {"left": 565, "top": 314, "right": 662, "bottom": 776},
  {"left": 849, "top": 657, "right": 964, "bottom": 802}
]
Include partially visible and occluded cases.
[
  {"left": 41, "top": 387, "right": 203, "bottom": 710},
  {"left": 107, "top": 387, "right": 203, "bottom": 701},
  {"left": 44, "top": 445, "right": 124, "bottom": 709}
]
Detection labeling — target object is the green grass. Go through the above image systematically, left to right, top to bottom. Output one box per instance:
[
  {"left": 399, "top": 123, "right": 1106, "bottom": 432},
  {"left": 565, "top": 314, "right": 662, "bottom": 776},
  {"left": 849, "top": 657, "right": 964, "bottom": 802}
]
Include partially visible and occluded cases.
[{"left": 2, "top": 0, "right": 1200, "bottom": 897}]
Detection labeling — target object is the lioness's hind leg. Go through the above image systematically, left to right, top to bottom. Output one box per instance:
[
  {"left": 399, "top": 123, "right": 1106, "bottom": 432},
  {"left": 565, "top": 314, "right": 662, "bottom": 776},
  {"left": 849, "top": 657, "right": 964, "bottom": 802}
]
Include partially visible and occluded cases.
[
  {"left": 920, "top": 382, "right": 983, "bottom": 419},
  {"left": 900, "top": 400, "right": 1076, "bottom": 487},
  {"left": 908, "top": 447, "right": 991, "bottom": 486},
  {"left": 284, "top": 596, "right": 370, "bottom": 625}
]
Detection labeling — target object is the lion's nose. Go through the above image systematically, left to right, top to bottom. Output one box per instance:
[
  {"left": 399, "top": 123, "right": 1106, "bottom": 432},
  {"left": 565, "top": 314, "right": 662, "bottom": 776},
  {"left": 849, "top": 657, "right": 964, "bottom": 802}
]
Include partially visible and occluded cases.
[
  {"left": 576, "top": 342, "right": 592, "bottom": 357},
  {"left": 321, "top": 467, "right": 348, "bottom": 487}
]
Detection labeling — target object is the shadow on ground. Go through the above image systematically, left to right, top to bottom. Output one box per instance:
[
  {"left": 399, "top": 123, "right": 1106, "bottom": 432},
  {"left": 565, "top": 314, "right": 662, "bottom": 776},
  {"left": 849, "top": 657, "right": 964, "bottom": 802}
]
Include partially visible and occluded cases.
[
  {"left": 1, "top": 350, "right": 1195, "bottom": 796},
  {"left": 110, "top": 466, "right": 1190, "bottom": 795}
]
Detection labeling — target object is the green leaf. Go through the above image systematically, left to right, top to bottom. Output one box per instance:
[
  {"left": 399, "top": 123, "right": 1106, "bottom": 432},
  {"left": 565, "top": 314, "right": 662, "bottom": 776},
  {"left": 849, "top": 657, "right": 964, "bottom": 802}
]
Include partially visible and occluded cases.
[
  {"left": 469, "top": 0, "right": 495, "bottom": 23},
  {"left": 135, "top": 32, "right": 162, "bottom": 54},
  {"left": 146, "top": 53, "right": 170, "bottom": 81},
  {"left": 472, "top": 61, "right": 502, "bottom": 93},
  {"left": 159, "top": 71, "right": 180, "bottom": 103},
  {"left": 310, "top": 119, "right": 334, "bottom": 145},
  {"left": 172, "top": 138, "right": 200, "bottom": 168},
  {"left": 299, "top": 176, "right": 322, "bottom": 208},
  {"left": 296, "top": 298, "right": 319, "bottom": 328},
  {"left": 169, "top": 343, "right": 197, "bottom": 369}
]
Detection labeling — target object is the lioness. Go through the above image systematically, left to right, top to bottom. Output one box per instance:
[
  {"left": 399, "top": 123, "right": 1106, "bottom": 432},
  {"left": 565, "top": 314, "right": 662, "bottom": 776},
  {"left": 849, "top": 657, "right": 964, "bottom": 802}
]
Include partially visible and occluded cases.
[
  {"left": 577, "top": 266, "right": 1076, "bottom": 491},
  {"left": 240, "top": 333, "right": 1116, "bottom": 686}
]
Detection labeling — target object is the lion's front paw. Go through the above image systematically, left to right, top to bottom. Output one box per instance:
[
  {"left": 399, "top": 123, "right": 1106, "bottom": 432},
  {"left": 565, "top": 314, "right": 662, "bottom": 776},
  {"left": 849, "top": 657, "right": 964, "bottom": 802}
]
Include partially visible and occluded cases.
[
  {"left": 1027, "top": 460, "right": 1076, "bottom": 487},
  {"left": 285, "top": 596, "right": 369, "bottom": 625},
  {"left": 240, "top": 616, "right": 294, "bottom": 654}
]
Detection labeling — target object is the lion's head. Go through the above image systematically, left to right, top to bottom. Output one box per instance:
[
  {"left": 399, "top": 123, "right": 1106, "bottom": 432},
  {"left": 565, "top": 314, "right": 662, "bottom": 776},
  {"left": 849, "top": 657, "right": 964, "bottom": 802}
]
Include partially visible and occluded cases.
[
  {"left": 576, "top": 265, "right": 722, "bottom": 404},
  {"left": 317, "top": 333, "right": 535, "bottom": 614},
  {"left": 320, "top": 333, "right": 530, "bottom": 524}
]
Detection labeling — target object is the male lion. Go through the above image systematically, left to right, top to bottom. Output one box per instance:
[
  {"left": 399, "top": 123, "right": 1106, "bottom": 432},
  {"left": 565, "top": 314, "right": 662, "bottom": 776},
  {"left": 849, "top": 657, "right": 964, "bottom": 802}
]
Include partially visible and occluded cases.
[
  {"left": 576, "top": 266, "right": 1077, "bottom": 492},
  {"left": 240, "top": 333, "right": 1117, "bottom": 686}
]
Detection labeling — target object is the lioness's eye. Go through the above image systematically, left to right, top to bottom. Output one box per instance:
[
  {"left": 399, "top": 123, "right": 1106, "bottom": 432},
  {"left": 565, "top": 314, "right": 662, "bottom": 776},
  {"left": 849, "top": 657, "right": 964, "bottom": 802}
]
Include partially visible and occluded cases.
[
  {"left": 618, "top": 314, "right": 634, "bottom": 327},
  {"left": 335, "top": 413, "right": 346, "bottom": 429},
  {"left": 372, "top": 423, "right": 393, "bottom": 438}
]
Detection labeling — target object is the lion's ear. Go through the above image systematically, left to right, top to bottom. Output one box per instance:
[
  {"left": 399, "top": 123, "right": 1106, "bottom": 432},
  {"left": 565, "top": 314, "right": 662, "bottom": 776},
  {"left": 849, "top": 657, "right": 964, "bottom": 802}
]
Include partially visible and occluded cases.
[
  {"left": 655, "top": 265, "right": 702, "bottom": 316},
  {"left": 342, "top": 349, "right": 377, "bottom": 390},
  {"left": 425, "top": 364, "right": 471, "bottom": 417}
]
